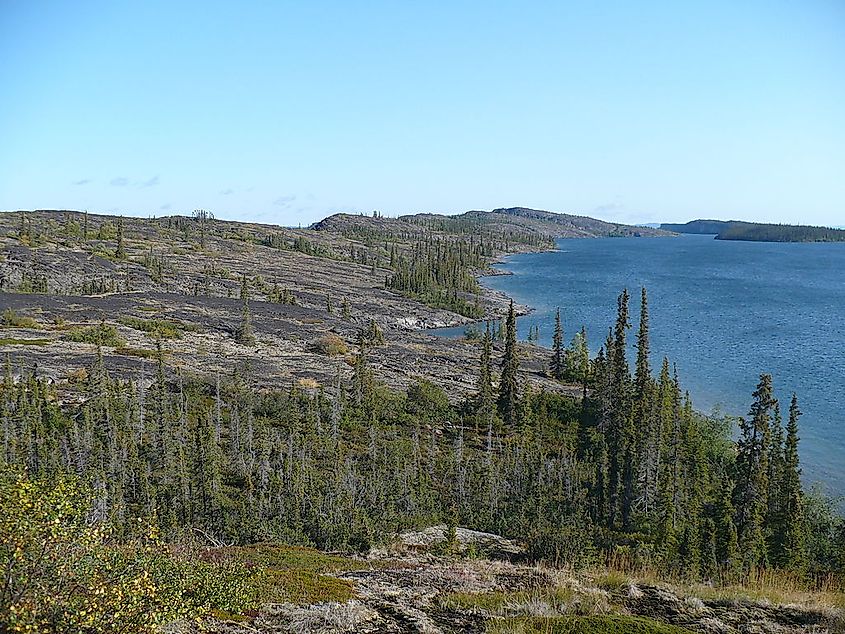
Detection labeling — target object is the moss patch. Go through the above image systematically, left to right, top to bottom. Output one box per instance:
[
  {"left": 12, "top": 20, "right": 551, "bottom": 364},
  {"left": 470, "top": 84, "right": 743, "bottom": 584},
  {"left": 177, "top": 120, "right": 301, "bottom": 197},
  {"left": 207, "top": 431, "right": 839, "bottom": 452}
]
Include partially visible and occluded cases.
[
  {"left": 0, "top": 338, "right": 52, "bottom": 346},
  {"left": 215, "top": 544, "right": 368, "bottom": 606},
  {"left": 232, "top": 544, "right": 368, "bottom": 573},
  {"left": 259, "top": 568, "right": 356, "bottom": 604},
  {"left": 443, "top": 588, "right": 577, "bottom": 614}
]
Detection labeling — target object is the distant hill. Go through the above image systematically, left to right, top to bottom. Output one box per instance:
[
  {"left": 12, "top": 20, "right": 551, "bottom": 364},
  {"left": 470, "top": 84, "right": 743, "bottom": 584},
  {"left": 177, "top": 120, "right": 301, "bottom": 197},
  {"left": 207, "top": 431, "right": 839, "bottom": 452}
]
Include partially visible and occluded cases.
[
  {"left": 314, "top": 207, "right": 672, "bottom": 242},
  {"left": 659, "top": 219, "right": 733, "bottom": 235},
  {"left": 660, "top": 219, "right": 845, "bottom": 243}
]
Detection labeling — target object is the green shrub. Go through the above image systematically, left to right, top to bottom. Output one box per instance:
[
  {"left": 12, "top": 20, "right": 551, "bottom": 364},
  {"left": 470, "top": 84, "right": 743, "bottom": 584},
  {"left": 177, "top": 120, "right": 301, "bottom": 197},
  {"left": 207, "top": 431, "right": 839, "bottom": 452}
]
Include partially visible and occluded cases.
[
  {"left": 1, "top": 309, "right": 39, "bottom": 329},
  {"left": 117, "top": 316, "right": 196, "bottom": 339},
  {"left": 63, "top": 323, "right": 125, "bottom": 347},
  {"left": 312, "top": 333, "right": 349, "bottom": 356},
  {"left": 406, "top": 377, "right": 451, "bottom": 420},
  {"left": 0, "top": 469, "right": 258, "bottom": 634}
]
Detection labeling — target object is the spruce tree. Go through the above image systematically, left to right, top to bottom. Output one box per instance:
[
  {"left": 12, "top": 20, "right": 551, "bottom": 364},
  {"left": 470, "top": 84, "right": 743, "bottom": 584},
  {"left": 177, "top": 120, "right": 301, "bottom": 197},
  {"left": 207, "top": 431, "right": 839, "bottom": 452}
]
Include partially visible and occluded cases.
[
  {"left": 115, "top": 216, "right": 126, "bottom": 260},
  {"left": 237, "top": 275, "right": 255, "bottom": 345},
  {"left": 633, "top": 287, "right": 656, "bottom": 518},
  {"left": 633, "top": 287, "right": 652, "bottom": 430},
  {"left": 634, "top": 287, "right": 650, "bottom": 400},
  {"left": 608, "top": 289, "right": 634, "bottom": 529},
  {"left": 497, "top": 301, "right": 519, "bottom": 428},
  {"left": 550, "top": 307, "right": 564, "bottom": 380},
  {"left": 477, "top": 321, "right": 494, "bottom": 427},
  {"left": 575, "top": 326, "right": 590, "bottom": 398},
  {"left": 352, "top": 329, "right": 372, "bottom": 406},
  {"left": 657, "top": 364, "right": 682, "bottom": 541},
  {"left": 734, "top": 373, "right": 775, "bottom": 569},
  {"left": 776, "top": 393, "right": 806, "bottom": 569},
  {"left": 766, "top": 401, "right": 785, "bottom": 547},
  {"left": 715, "top": 474, "right": 739, "bottom": 575}
]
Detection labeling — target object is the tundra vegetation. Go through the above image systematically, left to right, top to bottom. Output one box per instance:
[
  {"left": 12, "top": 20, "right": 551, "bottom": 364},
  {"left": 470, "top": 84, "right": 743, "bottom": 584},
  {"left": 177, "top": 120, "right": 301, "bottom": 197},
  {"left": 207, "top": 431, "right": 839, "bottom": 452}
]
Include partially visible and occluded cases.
[{"left": 0, "top": 209, "right": 843, "bottom": 632}]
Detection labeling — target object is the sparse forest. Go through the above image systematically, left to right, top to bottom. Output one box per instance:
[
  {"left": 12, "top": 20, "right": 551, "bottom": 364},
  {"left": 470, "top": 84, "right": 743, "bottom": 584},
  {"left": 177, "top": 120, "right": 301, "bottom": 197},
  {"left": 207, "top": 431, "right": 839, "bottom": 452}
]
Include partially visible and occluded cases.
[
  {"left": 1, "top": 210, "right": 843, "bottom": 632},
  {"left": 3, "top": 288, "right": 844, "bottom": 630}
]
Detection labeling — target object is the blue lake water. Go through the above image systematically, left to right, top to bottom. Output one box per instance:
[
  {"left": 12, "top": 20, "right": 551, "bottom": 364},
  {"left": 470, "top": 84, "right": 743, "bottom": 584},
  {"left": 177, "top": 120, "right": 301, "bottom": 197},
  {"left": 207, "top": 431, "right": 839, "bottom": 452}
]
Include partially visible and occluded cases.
[{"left": 434, "top": 234, "right": 845, "bottom": 496}]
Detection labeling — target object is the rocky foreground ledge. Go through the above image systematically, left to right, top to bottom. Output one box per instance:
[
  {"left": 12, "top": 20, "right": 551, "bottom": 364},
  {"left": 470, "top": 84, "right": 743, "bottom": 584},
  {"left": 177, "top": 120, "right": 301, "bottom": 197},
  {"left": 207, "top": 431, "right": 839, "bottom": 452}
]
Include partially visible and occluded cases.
[{"left": 167, "top": 527, "right": 843, "bottom": 634}]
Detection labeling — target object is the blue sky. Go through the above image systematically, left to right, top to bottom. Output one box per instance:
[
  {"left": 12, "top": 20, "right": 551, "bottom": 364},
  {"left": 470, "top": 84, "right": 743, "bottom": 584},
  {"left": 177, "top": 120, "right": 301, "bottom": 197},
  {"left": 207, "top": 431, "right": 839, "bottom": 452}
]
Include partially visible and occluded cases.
[{"left": 1, "top": 1, "right": 843, "bottom": 226}]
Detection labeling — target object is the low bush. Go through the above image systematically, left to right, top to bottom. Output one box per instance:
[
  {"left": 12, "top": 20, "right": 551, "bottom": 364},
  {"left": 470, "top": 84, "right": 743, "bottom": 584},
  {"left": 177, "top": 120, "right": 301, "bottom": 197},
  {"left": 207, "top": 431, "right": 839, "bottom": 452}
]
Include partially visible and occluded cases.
[
  {"left": 1, "top": 309, "right": 39, "bottom": 329},
  {"left": 118, "top": 316, "right": 198, "bottom": 339},
  {"left": 63, "top": 323, "right": 125, "bottom": 347},
  {"left": 312, "top": 333, "right": 348, "bottom": 356},
  {"left": 0, "top": 469, "right": 258, "bottom": 634}
]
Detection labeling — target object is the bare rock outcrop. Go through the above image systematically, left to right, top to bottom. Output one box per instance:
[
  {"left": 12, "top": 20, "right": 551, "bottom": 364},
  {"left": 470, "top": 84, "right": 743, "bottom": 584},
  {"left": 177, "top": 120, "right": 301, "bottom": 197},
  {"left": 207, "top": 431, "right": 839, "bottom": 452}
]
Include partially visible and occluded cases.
[{"left": 384, "top": 525, "right": 525, "bottom": 561}]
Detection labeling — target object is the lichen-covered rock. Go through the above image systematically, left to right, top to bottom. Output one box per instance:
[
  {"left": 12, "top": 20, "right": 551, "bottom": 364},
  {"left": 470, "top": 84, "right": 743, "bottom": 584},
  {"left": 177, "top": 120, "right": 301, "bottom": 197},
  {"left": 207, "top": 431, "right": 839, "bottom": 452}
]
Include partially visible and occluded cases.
[{"left": 388, "top": 525, "right": 525, "bottom": 560}]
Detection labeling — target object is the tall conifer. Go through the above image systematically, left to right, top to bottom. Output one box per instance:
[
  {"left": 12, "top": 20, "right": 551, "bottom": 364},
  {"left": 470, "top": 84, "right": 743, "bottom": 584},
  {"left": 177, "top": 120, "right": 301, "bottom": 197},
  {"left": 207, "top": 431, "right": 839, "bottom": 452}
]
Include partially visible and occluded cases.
[
  {"left": 115, "top": 216, "right": 126, "bottom": 260},
  {"left": 237, "top": 275, "right": 255, "bottom": 345},
  {"left": 634, "top": 287, "right": 651, "bottom": 401},
  {"left": 608, "top": 289, "right": 634, "bottom": 528},
  {"left": 498, "top": 301, "right": 519, "bottom": 428},
  {"left": 551, "top": 307, "right": 564, "bottom": 379},
  {"left": 477, "top": 321, "right": 494, "bottom": 426},
  {"left": 734, "top": 373, "right": 775, "bottom": 569},
  {"left": 776, "top": 394, "right": 806, "bottom": 569}
]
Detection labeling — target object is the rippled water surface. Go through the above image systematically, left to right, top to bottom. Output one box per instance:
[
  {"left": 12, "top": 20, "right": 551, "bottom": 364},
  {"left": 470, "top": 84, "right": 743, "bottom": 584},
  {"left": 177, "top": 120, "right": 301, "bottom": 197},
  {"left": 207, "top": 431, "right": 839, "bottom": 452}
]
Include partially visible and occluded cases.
[{"left": 435, "top": 234, "right": 845, "bottom": 495}]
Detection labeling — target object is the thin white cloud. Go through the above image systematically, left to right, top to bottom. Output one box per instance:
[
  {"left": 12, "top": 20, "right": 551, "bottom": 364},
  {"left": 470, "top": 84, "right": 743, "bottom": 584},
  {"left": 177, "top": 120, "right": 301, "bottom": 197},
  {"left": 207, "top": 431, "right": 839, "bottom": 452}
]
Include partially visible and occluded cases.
[
  {"left": 273, "top": 194, "right": 297, "bottom": 208},
  {"left": 593, "top": 203, "right": 623, "bottom": 214}
]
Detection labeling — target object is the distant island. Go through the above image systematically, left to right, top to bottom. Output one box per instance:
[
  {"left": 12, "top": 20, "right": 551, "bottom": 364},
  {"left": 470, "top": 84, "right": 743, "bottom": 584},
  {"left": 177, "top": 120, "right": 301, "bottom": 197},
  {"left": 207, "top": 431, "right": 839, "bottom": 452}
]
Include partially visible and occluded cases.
[{"left": 660, "top": 219, "right": 845, "bottom": 242}]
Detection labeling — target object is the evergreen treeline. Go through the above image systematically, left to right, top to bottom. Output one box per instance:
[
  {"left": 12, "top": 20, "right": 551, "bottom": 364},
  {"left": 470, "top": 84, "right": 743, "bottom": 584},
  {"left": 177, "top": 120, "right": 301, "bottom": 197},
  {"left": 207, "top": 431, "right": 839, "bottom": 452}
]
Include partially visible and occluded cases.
[
  {"left": 401, "top": 214, "right": 554, "bottom": 251},
  {"left": 661, "top": 219, "right": 845, "bottom": 243},
  {"left": 716, "top": 223, "right": 845, "bottom": 242},
  {"left": 386, "top": 238, "right": 489, "bottom": 317},
  {"left": 2, "top": 291, "right": 843, "bottom": 581}
]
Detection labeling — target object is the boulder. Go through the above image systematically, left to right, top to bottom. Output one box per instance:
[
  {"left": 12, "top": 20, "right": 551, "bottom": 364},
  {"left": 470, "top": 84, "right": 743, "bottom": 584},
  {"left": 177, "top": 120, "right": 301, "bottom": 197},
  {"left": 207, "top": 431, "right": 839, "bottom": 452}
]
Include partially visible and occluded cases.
[{"left": 389, "top": 524, "right": 524, "bottom": 560}]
